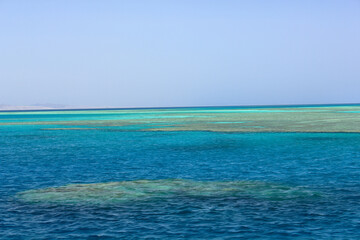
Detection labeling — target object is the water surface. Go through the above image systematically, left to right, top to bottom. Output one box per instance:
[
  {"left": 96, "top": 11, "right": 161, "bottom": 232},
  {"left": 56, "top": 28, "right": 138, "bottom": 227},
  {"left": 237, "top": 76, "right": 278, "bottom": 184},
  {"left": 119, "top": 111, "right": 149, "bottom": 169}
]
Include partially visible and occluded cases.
[{"left": 1, "top": 105, "right": 360, "bottom": 239}]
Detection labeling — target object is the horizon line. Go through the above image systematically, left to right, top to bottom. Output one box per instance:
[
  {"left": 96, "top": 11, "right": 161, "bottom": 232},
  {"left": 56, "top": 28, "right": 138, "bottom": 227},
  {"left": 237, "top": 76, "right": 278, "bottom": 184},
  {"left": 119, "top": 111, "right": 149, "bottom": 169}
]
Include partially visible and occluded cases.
[{"left": 1, "top": 102, "right": 360, "bottom": 113}]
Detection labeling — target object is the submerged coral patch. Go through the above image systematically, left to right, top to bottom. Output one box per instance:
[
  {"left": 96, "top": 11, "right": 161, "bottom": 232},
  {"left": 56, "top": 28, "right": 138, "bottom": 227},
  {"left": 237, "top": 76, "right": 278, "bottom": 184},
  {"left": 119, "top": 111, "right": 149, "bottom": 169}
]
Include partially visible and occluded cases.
[
  {"left": 2, "top": 105, "right": 360, "bottom": 132},
  {"left": 17, "top": 179, "right": 319, "bottom": 204}
]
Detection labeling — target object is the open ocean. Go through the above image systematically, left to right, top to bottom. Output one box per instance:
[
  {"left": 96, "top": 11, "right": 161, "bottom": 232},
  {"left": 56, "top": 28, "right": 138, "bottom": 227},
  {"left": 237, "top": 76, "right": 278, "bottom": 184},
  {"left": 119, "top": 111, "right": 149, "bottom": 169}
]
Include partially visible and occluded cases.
[{"left": 1, "top": 105, "right": 360, "bottom": 239}]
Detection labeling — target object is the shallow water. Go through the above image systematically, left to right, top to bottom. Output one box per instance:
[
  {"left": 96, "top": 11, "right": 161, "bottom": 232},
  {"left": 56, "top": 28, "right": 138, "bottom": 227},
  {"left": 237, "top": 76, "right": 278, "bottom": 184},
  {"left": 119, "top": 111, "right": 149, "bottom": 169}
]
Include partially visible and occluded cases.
[
  {"left": 1, "top": 105, "right": 360, "bottom": 239},
  {"left": 17, "top": 179, "right": 320, "bottom": 204}
]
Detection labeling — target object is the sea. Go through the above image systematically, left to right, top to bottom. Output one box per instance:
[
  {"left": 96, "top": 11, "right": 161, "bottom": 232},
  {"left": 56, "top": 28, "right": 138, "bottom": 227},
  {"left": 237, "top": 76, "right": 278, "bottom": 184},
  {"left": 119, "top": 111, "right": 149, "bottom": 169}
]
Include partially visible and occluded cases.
[{"left": 0, "top": 105, "right": 359, "bottom": 239}]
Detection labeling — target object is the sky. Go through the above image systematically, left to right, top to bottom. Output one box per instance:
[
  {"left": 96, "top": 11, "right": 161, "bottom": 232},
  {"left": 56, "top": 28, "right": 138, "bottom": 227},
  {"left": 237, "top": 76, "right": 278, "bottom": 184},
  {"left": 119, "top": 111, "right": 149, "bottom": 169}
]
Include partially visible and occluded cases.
[{"left": 0, "top": 0, "right": 359, "bottom": 108}]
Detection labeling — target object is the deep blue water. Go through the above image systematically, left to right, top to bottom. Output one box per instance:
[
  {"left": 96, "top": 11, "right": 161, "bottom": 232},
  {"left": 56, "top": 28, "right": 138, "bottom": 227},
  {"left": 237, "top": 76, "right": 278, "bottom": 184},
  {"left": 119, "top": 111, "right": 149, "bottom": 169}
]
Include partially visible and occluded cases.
[{"left": 1, "top": 111, "right": 360, "bottom": 239}]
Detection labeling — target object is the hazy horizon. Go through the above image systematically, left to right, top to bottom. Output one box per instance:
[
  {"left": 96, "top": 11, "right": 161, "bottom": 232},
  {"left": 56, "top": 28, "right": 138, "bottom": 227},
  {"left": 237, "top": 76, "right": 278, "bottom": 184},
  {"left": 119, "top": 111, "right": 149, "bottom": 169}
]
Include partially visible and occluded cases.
[
  {"left": 1, "top": 1, "right": 359, "bottom": 108},
  {"left": 1, "top": 102, "right": 360, "bottom": 112}
]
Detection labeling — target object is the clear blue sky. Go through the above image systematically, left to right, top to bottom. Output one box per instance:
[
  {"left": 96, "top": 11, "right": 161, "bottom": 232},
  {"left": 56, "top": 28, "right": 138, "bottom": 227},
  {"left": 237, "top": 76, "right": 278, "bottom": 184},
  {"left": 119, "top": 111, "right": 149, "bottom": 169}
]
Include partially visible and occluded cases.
[{"left": 1, "top": 0, "right": 359, "bottom": 107}]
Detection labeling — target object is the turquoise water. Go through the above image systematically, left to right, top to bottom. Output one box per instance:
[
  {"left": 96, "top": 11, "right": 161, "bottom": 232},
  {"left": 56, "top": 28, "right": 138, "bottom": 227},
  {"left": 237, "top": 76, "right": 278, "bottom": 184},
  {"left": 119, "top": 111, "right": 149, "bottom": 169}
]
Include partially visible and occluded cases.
[{"left": 1, "top": 106, "right": 360, "bottom": 239}]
